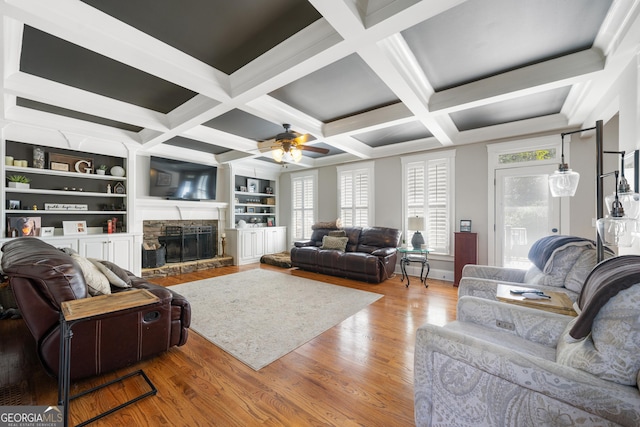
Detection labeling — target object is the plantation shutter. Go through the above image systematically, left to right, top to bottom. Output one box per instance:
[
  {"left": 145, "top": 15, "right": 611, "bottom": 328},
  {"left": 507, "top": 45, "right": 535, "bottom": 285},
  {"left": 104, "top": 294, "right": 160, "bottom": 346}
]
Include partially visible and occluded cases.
[
  {"left": 427, "top": 159, "right": 450, "bottom": 254},
  {"left": 406, "top": 162, "right": 425, "bottom": 221},
  {"left": 339, "top": 164, "right": 373, "bottom": 227},
  {"left": 292, "top": 174, "right": 315, "bottom": 239}
]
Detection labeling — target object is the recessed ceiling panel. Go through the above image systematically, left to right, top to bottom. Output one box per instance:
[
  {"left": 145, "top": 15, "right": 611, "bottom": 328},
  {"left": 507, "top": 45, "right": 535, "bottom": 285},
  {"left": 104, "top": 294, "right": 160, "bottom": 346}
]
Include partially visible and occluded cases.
[
  {"left": 81, "top": 0, "right": 321, "bottom": 74},
  {"left": 403, "top": 0, "right": 613, "bottom": 91},
  {"left": 20, "top": 26, "right": 196, "bottom": 113},
  {"left": 269, "top": 54, "right": 400, "bottom": 122},
  {"left": 450, "top": 86, "right": 571, "bottom": 132},
  {"left": 16, "top": 98, "right": 143, "bottom": 132},
  {"left": 203, "top": 109, "right": 284, "bottom": 141},
  {"left": 353, "top": 121, "right": 432, "bottom": 147},
  {"left": 164, "top": 136, "right": 230, "bottom": 155}
]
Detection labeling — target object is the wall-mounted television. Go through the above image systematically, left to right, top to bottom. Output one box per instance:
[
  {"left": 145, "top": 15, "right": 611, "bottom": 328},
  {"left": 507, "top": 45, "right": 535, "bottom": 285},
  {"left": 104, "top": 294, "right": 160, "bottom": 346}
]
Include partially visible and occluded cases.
[{"left": 149, "top": 156, "right": 217, "bottom": 201}]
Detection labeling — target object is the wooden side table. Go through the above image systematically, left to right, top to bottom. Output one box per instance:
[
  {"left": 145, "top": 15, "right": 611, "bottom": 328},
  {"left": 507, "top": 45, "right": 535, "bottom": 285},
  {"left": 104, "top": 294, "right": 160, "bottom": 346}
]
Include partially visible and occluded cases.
[
  {"left": 454, "top": 232, "right": 477, "bottom": 287},
  {"left": 496, "top": 284, "right": 577, "bottom": 316},
  {"left": 59, "top": 289, "right": 160, "bottom": 427}
]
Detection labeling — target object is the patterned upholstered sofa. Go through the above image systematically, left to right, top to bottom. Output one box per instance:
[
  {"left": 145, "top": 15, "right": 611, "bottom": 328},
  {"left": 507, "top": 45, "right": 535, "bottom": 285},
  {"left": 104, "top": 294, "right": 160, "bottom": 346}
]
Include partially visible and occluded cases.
[
  {"left": 291, "top": 226, "right": 401, "bottom": 283},
  {"left": 458, "top": 235, "right": 611, "bottom": 303},
  {"left": 414, "top": 255, "right": 640, "bottom": 426}
]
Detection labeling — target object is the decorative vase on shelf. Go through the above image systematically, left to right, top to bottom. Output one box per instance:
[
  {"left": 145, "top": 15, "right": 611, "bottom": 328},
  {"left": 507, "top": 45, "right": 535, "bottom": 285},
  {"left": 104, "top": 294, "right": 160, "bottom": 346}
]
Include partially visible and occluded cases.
[{"left": 110, "top": 166, "right": 125, "bottom": 177}]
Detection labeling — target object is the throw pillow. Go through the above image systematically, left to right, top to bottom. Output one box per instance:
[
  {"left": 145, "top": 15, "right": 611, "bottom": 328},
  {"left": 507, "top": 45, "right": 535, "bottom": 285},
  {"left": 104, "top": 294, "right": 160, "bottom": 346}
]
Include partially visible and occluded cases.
[
  {"left": 328, "top": 230, "right": 347, "bottom": 237},
  {"left": 321, "top": 235, "right": 348, "bottom": 252},
  {"left": 70, "top": 253, "right": 111, "bottom": 296},
  {"left": 88, "top": 258, "right": 130, "bottom": 288},
  {"left": 98, "top": 260, "right": 133, "bottom": 286}
]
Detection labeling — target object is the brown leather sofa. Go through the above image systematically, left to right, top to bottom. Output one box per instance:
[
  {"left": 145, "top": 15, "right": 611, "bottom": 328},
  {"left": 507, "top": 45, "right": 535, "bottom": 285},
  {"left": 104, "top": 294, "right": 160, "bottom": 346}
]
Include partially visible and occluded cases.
[
  {"left": 291, "top": 226, "right": 401, "bottom": 283},
  {"left": 1, "top": 237, "right": 190, "bottom": 380}
]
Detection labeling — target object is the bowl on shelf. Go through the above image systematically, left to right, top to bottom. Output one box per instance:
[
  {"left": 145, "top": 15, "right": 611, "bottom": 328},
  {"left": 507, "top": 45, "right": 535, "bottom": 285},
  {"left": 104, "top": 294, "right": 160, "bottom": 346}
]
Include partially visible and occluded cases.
[{"left": 110, "top": 166, "right": 125, "bottom": 177}]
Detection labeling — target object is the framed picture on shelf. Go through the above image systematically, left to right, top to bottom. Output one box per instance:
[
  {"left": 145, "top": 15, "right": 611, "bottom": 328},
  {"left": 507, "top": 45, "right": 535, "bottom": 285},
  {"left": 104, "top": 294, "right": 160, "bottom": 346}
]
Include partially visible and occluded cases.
[
  {"left": 50, "top": 161, "right": 70, "bottom": 172},
  {"left": 247, "top": 178, "right": 259, "bottom": 193},
  {"left": 239, "top": 185, "right": 247, "bottom": 192},
  {"left": 265, "top": 186, "right": 273, "bottom": 194},
  {"left": 7, "top": 200, "right": 20, "bottom": 210},
  {"left": 247, "top": 207, "right": 255, "bottom": 213},
  {"left": 8, "top": 216, "right": 41, "bottom": 236},
  {"left": 267, "top": 217, "right": 275, "bottom": 227},
  {"left": 63, "top": 220, "right": 87, "bottom": 235},
  {"left": 460, "top": 220, "right": 472, "bottom": 232},
  {"left": 40, "top": 227, "right": 55, "bottom": 237}
]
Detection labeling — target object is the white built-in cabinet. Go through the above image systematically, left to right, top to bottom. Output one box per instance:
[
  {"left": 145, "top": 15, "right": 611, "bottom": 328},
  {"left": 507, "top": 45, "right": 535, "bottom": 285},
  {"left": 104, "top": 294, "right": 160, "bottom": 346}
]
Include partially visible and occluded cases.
[
  {"left": 226, "top": 226, "right": 286, "bottom": 265},
  {"left": 78, "top": 234, "right": 135, "bottom": 272}
]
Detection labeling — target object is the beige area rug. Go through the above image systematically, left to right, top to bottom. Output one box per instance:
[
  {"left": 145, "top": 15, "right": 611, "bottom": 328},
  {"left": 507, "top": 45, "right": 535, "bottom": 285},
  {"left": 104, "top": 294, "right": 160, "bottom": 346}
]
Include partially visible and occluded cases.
[{"left": 170, "top": 269, "right": 383, "bottom": 370}]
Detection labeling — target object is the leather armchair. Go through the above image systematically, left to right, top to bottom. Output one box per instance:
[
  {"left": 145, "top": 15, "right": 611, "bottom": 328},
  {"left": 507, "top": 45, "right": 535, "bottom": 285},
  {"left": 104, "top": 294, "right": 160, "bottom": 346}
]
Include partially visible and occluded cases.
[
  {"left": 1, "top": 237, "right": 191, "bottom": 380},
  {"left": 415, "top": 255, "right": 640, "bottom": 426}
]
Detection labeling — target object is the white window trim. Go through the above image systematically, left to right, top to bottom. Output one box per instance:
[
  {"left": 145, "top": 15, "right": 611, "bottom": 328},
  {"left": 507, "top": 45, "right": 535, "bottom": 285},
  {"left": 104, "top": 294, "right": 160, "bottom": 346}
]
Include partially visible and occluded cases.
[
  {"left": 487, "top": 135, "right": 570, "bottom": 265},
  {"left": 401, "top": 150, "right": 455, "bottom": 257},
  {"left": 336, "top": 161, "right": 375, "bottom": 227},
  {"left": 290, "top": 169, "right": 318, "bottom": 240}
]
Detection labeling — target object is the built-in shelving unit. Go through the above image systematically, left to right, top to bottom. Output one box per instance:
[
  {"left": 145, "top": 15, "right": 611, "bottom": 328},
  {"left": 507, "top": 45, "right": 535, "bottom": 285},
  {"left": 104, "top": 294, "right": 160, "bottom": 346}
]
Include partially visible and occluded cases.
[
  {"left": 3, "top": 140, "right": 128, "bottom": 237},
  {"left": 232, "top": 174, "right": 277, "bottom": 227}
]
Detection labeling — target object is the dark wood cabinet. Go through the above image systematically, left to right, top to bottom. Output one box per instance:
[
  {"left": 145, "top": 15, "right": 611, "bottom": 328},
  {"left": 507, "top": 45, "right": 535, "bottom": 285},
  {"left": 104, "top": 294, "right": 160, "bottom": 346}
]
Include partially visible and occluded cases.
[{"left": 454, "top": 232, "right": 478, "bottom": 286}]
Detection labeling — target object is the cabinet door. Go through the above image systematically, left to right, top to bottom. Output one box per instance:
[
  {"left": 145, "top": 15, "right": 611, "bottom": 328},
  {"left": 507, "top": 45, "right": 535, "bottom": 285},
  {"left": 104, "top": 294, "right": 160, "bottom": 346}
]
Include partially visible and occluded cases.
[
  {"left": 264, "top": 227, "right": 285, "bottom": 254},
  {"left": 239, "top": 229, "right": 265, "bottom": 262},
  {"left": 109, "top": 236, "right": 133, "bottom": 271},
  {"left": 79, "top": 237, "right": 110, "bottom": 260}
]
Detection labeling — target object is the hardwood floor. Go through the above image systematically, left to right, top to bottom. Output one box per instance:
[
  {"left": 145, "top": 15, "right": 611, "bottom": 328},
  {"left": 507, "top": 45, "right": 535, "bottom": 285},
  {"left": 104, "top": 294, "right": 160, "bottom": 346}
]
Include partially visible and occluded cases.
[{"left": 0, "top": 264, "right": 458, "bottom": 426}]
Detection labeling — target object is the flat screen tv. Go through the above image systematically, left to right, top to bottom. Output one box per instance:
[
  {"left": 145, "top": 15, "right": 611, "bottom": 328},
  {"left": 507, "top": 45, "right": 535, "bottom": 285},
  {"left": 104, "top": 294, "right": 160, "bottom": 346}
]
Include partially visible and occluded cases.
[{"left": 149, "top": 156, "right": 217, "bottom": 201}]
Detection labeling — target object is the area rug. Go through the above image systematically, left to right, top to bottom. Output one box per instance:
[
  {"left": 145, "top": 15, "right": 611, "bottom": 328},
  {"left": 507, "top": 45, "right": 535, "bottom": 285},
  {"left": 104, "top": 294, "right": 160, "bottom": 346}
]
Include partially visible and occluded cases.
[{"left": 169, "top": 269, "right": 382, "bottom": 370}]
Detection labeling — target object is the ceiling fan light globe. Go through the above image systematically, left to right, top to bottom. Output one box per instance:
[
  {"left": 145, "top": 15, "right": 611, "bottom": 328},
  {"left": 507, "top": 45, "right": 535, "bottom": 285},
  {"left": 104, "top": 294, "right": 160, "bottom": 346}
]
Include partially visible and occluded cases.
[
  {"left": 291, "top": 147, "right": 303, "bottom": 162},
  {"left": 272, "top": 148, "right": 285, "bottom": 162}
]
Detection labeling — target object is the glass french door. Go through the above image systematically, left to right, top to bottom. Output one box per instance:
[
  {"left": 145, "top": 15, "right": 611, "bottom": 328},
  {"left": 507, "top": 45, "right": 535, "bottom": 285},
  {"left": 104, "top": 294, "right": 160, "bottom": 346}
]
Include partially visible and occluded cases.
[{"left": 495, "top": 164, "right": 560, "bottom": 268}]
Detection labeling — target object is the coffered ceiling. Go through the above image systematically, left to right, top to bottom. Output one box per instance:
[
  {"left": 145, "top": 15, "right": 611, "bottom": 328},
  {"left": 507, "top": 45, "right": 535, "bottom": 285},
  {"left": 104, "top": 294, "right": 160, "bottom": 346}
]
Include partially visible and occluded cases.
[{"left": 2, "top": 0, "right": 639, "bottom": 169}]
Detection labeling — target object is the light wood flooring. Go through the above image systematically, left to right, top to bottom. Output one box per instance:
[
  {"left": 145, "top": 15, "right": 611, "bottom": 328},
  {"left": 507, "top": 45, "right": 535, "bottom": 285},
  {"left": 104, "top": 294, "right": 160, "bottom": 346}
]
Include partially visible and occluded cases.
[{"left": 0, "top": 263, "right": 458, "bottom": 426}]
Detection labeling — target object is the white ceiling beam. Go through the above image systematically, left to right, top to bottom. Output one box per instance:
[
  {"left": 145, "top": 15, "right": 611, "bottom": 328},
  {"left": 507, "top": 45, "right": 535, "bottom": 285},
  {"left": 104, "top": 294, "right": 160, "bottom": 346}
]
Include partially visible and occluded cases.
[
  {"left": 430, "top": 49, "right": 605, "bottom": 113},
  {"left": 5, "top": 72, "right": 169, "bottom": 131},
  {"left": 323, "top": 102, "right": 413, "bottom": 137},
  {"left": 7, "top": 104, "right": 142, "bottom": 144}
]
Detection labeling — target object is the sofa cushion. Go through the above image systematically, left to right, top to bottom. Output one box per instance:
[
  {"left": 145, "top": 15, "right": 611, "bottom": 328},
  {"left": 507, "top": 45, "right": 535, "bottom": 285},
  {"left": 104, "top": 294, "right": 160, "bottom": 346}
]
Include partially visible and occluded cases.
[
  {"left": 321, "top": 235, "right": 348, "bottom": 252},
  {"left": 89, "top": 258, "right": 130, "bottom": 288},
  {"left": 557, "top": 284, "right": 640, "bottom": 386}
]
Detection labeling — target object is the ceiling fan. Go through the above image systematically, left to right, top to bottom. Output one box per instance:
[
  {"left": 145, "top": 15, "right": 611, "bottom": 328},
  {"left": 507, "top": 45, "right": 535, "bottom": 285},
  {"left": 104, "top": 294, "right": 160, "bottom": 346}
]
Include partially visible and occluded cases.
[{"left": 258, "top": 124, "right": 329, "bottom": 163}]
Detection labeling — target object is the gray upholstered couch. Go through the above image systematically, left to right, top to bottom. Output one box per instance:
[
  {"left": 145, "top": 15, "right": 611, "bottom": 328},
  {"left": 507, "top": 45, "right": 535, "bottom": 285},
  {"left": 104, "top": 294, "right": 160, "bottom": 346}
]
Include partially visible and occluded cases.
[
  {"left": 458, "top": 235, "right": 610, "bottom": 303},
  {"left": 414, "top": 255, "right": 640, "bottom": 426}
]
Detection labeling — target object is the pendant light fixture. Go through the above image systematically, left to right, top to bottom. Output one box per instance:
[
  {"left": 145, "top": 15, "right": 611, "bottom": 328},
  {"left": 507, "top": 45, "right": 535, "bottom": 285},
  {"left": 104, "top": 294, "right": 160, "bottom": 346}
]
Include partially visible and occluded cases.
[{"left": 548, "top": 131, "right": 580, "bottom": 197}]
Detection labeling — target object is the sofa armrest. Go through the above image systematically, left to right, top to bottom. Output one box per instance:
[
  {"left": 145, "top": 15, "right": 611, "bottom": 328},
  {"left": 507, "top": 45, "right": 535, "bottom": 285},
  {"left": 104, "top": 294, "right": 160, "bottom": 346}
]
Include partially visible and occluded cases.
[
  {"left": 294, "top": 240, "right": 315, "bottom": 247},
  {"left": 371, "top": 247, "right": 397, "bottom": 257},
  {"left": 461, "top": 264, "right": 527, "bottom": 282},
  {"left": 456, "top": 296, "right": 571, "bottom": 347},
  {"left": 415, "top": 323, "right": 640, "bottom": 427}
]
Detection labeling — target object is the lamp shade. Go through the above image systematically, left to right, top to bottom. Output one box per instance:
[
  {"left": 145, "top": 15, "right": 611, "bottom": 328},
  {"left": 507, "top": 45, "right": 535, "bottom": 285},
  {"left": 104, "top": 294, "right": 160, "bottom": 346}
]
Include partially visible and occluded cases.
[
  {"left": 549, "top": 169, "right": 580, "bottom": 197},
  {"left": 408, "top": 216, "right": 424, "bottom": 230},
  {"left": 596, "top": 216, "right": 637, "bottom": 247}
]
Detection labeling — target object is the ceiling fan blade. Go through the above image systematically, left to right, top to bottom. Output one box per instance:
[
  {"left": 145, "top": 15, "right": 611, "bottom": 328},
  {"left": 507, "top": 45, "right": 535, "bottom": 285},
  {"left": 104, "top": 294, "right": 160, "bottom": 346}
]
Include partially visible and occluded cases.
[
  {"left": 294, "top": 133, "right": 310, "bottom": 144},
  {"left": 257, "top": 139, "right": 277, "bottom": 152},
  {"left": 300, "top": 145, "right": 330, "bottom": 154}
]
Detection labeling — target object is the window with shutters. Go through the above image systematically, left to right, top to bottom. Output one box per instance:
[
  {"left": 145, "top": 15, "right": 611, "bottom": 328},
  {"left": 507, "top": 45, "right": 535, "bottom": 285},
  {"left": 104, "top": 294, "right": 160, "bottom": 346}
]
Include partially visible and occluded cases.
[
  {"left": 402, "top": 151, "right": 455, "bottom": 255},
  {"left": 337, "top": 162, "right": 374, "bottom": 227},
  {"left": 291, "top": 170, "right": 317, "bottom": 240}
]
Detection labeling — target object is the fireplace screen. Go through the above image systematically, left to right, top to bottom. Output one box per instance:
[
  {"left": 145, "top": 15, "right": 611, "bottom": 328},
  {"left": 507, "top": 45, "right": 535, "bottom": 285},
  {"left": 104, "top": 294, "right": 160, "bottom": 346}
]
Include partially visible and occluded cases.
[{"left": 159, "top": 225, "right": 215, "bottom": 263}]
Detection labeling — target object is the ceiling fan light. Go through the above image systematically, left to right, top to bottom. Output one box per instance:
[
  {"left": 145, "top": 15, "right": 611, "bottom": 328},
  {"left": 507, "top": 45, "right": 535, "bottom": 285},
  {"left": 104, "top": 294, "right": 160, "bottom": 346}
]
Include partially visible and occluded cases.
[
  {"left": 272, "top": 147, "right": 284, "bottom": 162},
  {"left": 291, "top": 147, "right": 303, "bottom": 162}
]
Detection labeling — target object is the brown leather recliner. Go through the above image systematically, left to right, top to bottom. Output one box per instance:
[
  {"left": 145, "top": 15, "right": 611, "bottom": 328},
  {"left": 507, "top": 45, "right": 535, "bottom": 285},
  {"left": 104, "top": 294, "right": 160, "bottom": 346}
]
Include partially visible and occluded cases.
[{"left": 1, "top": 237, "right": 191, "bottom": 380}]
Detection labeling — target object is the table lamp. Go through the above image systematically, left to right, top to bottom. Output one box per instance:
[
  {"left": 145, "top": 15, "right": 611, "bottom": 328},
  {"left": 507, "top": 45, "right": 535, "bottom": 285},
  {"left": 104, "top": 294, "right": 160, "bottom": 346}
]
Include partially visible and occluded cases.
[{"left": 408, "top": 216, "right": 425, "bottom": 249}]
